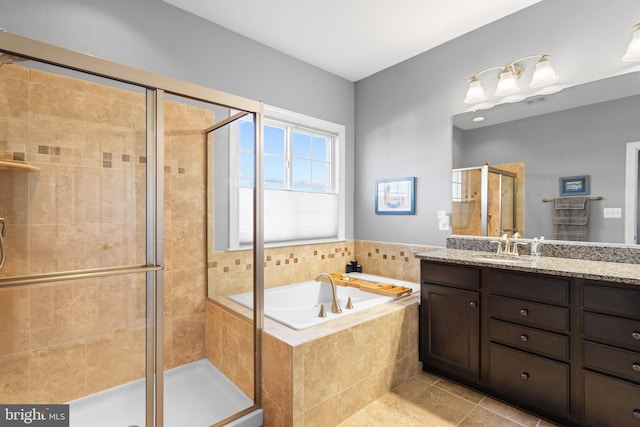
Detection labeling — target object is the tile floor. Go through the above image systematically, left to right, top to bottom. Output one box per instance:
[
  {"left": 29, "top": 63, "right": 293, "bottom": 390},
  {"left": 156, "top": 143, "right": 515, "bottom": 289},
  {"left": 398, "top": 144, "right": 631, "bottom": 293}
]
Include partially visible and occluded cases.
[{"left": 338, "top": 370, "right": 560, "bottom": 427}]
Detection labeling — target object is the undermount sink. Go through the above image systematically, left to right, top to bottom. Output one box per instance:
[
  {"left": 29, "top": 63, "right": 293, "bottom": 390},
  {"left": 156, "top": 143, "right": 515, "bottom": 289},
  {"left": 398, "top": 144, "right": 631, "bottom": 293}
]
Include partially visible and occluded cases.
[{"left": 470, "top": 253, "right": 535, "bottom": 264}]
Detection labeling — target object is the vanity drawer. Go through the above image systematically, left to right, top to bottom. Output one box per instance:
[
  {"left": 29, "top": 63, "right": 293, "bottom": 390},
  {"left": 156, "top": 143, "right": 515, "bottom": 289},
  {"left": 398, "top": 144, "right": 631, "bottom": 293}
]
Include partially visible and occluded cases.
[
  {"left": 421, "top": 262, "right": 479, "bottom": 290},
  {"left": 488, "top": 270, "right": 569, "bottom": 305},
  {"left": 584, "top": 284, "right": 640, "bottom": 319},
  {"left": 490, "top": 295, "right": 569, "bottom": 333},
  {"left": 584, "top": 312, "right": 640, "bottom": 352},
  {"left": 490, "top": 319, "right": 569, "bottom": 360},
  {"left": 584, "top": 341, "right": 640, "bottom": 383},
  {"left": 489, "top": 343, "right": 569, "bottom": 415},
  {"left": 584, "top": 370, "right": 640, "bottom": 427}
]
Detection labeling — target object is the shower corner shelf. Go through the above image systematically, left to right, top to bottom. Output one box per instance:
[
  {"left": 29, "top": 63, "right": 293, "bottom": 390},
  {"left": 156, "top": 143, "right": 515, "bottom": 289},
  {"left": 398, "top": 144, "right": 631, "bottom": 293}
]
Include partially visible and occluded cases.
[{"left": 0, "top": 160, "right": 40, "bottom": 172}]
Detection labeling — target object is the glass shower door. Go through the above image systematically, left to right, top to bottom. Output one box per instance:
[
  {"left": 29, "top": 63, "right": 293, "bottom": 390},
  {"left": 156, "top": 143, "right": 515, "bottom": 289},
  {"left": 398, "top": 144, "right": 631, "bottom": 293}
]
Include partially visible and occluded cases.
[
  {"left": 0, "top": 56, "right": 152, "bottom": 426},
  {"left": 162, "top": 95, "right": 257, "bottom": 426},
  {"left": 452, "top": 165, "right": 517, "bottom": 237}
]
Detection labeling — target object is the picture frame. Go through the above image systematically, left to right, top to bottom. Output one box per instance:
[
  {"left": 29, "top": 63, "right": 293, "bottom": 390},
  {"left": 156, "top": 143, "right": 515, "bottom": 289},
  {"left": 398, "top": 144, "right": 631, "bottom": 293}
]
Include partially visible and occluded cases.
[
  {"left": 559, "top": 175, "right": 590, "bottom": 196},
  {"left": 375, "top": 177, "right": 416, "bottom": 214}
]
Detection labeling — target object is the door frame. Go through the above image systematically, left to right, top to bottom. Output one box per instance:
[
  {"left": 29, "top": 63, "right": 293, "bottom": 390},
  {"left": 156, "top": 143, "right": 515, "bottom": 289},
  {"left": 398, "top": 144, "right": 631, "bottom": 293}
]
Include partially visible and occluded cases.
[{"left": 624, "top": 141, "right": 640, "bottom": 244}]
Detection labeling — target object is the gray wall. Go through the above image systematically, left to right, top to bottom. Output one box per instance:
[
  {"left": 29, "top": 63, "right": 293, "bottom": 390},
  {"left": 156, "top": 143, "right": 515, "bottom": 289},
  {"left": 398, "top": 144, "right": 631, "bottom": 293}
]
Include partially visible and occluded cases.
[
  {"left": 0, "top": 0, "right": 356, "bottom": 239},
  {"left": 5, "top": 0, "right": 640, "bottom": 247},
  {"left": 355, "top": 0, "right": 640, "bottom": 246},
  {"left": 454, "top": 95, "right": 640, "bottom": 243}
]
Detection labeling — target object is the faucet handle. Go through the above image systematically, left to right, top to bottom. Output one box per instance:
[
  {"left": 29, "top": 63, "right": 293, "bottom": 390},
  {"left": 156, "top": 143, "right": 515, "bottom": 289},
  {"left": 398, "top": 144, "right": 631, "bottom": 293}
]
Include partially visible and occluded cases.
[
  {"left": 512, "top": 232, "right": 521, "bottom": 239},
  {"left": 490, "top": 240, "right": 504, "bottom": 254},
  {"left": 512, "top": 242, "right": 527, "bottom": 256},
  {"left": 346, "top": 296, "right": 354, "bottom": 309},
  {"left": 315, "top": 303, "right": 327, "bottom": 318}
]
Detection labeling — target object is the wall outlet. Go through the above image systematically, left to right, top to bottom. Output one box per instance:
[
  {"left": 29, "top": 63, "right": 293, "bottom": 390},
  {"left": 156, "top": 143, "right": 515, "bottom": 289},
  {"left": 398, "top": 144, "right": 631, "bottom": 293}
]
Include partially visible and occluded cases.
[{"left": 603, "top": 207, "right": 622, "bottom": 218}]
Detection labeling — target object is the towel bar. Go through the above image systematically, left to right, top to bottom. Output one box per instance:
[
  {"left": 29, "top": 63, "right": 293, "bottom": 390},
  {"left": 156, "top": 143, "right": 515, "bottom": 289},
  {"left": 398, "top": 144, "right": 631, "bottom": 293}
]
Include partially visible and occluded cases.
[{"left": 542, "top": 196, "right": 603, "bottom": 203}]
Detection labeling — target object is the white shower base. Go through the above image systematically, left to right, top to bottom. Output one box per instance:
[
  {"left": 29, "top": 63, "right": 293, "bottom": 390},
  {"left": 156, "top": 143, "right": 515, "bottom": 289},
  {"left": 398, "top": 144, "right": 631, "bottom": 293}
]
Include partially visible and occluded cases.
[{"left": 68, "top": 359, "right": 256, "bottom": 427}]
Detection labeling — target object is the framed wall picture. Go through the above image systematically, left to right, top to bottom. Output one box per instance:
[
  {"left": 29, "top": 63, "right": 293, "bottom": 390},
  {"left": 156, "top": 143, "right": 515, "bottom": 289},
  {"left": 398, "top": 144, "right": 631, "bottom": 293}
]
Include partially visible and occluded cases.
[
  {"left": 559, "top": 175, "right": 590, "bottom": 196},
  {"left": 375, "top": 177, "right": 416, "bottom": 214}
]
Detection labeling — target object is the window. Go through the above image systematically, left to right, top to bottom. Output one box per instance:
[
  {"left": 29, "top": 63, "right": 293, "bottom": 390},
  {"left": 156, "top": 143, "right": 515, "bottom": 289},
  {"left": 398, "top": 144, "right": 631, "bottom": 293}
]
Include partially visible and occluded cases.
[
  {"left": 230, "top": 106, "right": 345, "bottom": 248},
  {"left": 452, "top": 170, "right": 463, "bottom": 202}
]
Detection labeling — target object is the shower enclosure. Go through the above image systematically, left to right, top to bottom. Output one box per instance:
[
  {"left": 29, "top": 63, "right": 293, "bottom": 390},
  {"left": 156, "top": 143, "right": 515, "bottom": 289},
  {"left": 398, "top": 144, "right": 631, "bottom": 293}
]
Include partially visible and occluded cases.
[
  {"left": 0, "top": 31, "right": 263, "bottom": 427},
  {"left": 452, "top": 164, "right": 518, "bottom": 237}
]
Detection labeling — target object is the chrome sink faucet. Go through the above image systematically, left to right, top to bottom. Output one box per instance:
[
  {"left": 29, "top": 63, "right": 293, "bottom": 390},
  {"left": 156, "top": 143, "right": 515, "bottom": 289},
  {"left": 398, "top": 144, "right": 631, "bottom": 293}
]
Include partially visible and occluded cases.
[{"left": 315, "top": 273, "right": 342, "bottom": 314}]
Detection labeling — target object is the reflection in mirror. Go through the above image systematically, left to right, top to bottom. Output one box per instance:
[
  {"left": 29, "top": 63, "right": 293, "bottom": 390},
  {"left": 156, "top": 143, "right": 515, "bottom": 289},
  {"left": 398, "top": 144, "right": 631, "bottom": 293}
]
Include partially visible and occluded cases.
[
  {"left": 453, "top": 71, "right": 640, "bottom": 244},
  {"left": 452, "top": 163, "right": 523, "bottom": 237}
]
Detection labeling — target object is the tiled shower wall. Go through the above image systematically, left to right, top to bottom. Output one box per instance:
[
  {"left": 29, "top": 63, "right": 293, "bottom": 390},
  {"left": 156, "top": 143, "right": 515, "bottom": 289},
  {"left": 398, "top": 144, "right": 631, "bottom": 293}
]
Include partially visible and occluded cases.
[{"left": 0, "top": 63, "right": 212, "bottom": 403}]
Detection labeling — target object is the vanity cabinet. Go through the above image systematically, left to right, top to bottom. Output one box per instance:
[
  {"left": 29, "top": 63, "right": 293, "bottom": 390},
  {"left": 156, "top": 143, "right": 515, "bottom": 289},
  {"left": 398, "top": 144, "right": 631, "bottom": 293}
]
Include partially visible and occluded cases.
[
  {"left": 420, "top": 258, "right": 640, "bottom": 426},
  {"left": 420, "top": 262, "right": 480, "bottom": 381},
  {"left": 487, "top": 270, "right": 571, "bottom": 416},
  {"left": 581, "top": 282, "right": 640, "bottom": 426}
]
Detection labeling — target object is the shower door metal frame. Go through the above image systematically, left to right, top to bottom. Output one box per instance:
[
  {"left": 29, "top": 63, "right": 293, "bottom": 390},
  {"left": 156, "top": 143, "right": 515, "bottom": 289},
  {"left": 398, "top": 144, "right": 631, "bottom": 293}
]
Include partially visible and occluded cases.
[
  {"left": 0, "top": 30, "right": 265, "bottom": 427},
  {"left": 453, "top": 165, "right": 517, "bottom": 236},
  {"left": 482, "top": 165, "right": 517, "bottom": 236}
]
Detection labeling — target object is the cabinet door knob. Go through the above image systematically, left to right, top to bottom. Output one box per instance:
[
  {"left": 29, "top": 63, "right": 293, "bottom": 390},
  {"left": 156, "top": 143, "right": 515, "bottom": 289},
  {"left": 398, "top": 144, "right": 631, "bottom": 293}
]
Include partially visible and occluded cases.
[
  {"left": 469, "top": 301, "right": 478, "bottom": 308},
  {"left": 520, "top": 309, "right": 528, "bottom": 316},
  {"left": 633, "top": 331, "right": 640, "bottom": 340},
  {"left": 520, "top": 334, "right": 529, "bottom": 342},
  {"left": 633, "top": 363, "right": 640, "bottom": 372},
  {"left": 521, "top": 372, "right": 530, "bottom": 380},
  {"left": 633, "top": 409, "right": 640, "bottom": 420}
]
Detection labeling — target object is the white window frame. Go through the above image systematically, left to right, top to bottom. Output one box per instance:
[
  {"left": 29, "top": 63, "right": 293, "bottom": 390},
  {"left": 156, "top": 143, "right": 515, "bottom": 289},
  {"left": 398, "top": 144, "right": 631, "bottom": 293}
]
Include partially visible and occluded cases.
[{"left": 229, "top": 105, "right": 346, "bottom": 249}]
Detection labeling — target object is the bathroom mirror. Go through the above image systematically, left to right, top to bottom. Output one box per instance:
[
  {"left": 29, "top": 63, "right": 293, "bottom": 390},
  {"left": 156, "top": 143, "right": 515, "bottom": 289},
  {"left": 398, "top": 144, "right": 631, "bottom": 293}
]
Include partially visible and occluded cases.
[{"left": 452, "top": 70, "right": 640, "bottom": 244}]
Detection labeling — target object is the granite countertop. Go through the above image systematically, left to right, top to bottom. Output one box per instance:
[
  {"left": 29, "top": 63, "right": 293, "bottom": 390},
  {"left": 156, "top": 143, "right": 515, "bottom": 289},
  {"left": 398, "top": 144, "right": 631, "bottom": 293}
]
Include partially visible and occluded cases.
[{"left": 415, "top": 248, "right": 640, "bottom": 286}]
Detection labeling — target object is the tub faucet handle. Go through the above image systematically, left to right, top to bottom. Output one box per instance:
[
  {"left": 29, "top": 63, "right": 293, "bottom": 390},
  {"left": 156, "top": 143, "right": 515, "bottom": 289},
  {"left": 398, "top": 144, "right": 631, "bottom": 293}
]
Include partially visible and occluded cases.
[
  {"left": 346, "top": 296, "right": 354, "bottom": 309},
  {"left": 315, "top": 303, "right": 327, "bottom": 318}
]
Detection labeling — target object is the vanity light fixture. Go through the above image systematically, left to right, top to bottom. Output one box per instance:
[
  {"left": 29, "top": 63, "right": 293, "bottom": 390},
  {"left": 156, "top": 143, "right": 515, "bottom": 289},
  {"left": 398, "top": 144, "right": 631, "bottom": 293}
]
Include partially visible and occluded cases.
[
  {"left": 623, "top": 23, "right": 640, "bottom": 62},
  {"left": 464, "top": 54, "right": 559, "bottom": 104}
]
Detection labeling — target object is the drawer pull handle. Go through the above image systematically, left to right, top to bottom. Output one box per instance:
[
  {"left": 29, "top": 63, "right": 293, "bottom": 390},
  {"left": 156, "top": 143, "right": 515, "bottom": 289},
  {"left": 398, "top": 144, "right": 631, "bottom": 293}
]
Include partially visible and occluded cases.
[
  {"left": 469, "top": 301, "right": 478, "bottom": 308},
  {"left": 520, "top": 309, "right": 529, "bottom": 316},
  {"left": 633, "top": 331, "right": 640, "bottom": 340},
  {"left": 520, "top": 334, "right": 529, "bottom": 342},
  {"left": 633, "top": 363, "right": 640, "bottom": 372},
  {"left": 521, "top": 372, "right": 530, "bottom": 380},
  {"left": 633, "top": 409, "right": 640, "bottom": 420}
]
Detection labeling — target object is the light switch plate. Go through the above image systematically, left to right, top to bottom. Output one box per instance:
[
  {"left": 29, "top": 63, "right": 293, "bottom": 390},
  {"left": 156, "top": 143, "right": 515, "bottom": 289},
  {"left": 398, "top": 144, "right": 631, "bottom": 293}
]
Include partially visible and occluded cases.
[{"left": 603, "top": 207, "right": 622, "bottom": 218}]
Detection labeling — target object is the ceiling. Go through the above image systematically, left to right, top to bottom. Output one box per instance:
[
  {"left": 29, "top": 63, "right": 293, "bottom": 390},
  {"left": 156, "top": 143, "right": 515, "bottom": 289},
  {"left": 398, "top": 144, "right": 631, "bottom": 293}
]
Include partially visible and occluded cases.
[{"left": 161, "top": 0, "right": 542, "bottom": 82}]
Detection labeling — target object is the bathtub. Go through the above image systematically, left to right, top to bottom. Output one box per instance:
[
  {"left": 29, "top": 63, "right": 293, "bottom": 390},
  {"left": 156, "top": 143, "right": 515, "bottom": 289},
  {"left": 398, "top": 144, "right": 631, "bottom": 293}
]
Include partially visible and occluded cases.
[
  {"left": 229, "top": 273, "right": 419, "bottom": 330},
  {"left": 67, "top": 359, "right": 259, "bottom": 427}
]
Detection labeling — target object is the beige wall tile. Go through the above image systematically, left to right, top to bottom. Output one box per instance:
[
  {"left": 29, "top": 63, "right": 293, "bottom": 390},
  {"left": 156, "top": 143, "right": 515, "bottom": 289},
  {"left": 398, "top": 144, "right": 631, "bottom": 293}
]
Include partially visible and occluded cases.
[
  {"left": 170, "top": 268, "right": 206, "bottom": 318},
  {"left": 29, "top": 281, "right": 88, "bottom": 348},
  {"left": 0, "top": 287, "right": 29, "bottom": 356},
  {"left": 171, "top": 313, "right": 205, "bottom": 368},
  {"left": 85, "top": 330, "right": 142, "bottom": 395},
  {"left": 262, "top": 332, "right": 292, "bottom": 423},
  {"left": 30, "top": 343, "right": 86, "bottom": 403},
  {"left": 0, "top": 353, "right": 29, "bottom": 403},
  {"left": 303, "top": 396, "right": 340, "bottom": 427}
]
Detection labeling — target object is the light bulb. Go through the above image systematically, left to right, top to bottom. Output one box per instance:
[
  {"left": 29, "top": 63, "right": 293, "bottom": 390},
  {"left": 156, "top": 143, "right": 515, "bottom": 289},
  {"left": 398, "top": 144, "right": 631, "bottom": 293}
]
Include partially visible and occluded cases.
[
  {"left": 623, "top": 26, "right": 640, "bottom": 62},
  {"left": 530, "top": 56, "right": 559, "bottom": 88},
  {"left": 495, "top": 69, "right": 520, "bottom": 97},
  {"left": 464, "top": 77, "right": 487, "bottom": 104}
]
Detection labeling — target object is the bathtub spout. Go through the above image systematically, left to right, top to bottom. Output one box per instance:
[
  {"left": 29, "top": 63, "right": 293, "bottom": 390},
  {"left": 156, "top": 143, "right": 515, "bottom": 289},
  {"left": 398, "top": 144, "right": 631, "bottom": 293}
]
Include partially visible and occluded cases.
[{"left": 315, "top": 273, "right": 342, "bottom": 314}]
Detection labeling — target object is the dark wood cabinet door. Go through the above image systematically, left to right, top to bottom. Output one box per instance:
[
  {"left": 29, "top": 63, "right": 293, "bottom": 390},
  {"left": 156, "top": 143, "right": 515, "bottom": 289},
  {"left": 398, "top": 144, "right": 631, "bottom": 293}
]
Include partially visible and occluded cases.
[{"left": 421, "top": 283, "right": 480, "bottom": 380}]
